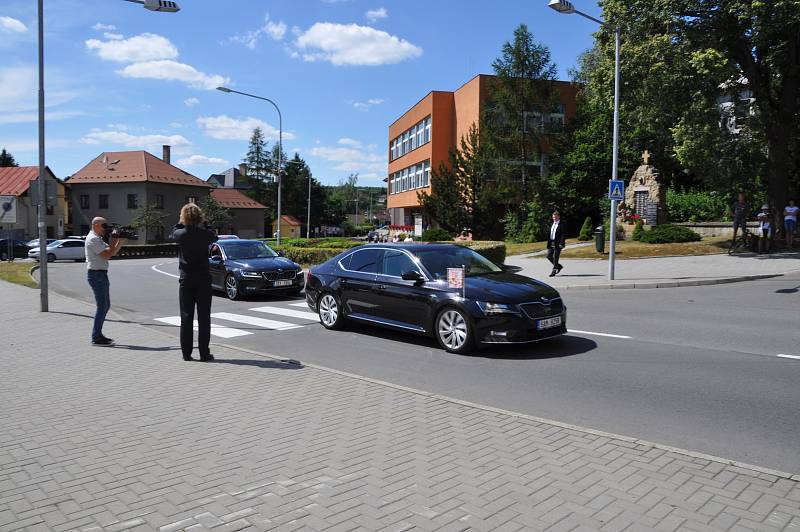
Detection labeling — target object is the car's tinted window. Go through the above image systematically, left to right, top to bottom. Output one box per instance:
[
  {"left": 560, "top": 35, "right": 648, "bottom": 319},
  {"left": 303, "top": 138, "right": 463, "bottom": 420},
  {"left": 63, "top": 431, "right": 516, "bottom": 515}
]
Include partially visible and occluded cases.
[
  {"left": 63, "top": 240, "right": 84, "bottom": 247},
  {"left": 222, "top": 241, "right": 278, "bottom": 260},
  {"left": 415, "top": 247, "right": 501, "bottom": 280},
  {"left": 346, "top": 249, "right": 383, "bottom": 274},
  {"left": 381, "top": 250, "right": 419, "bottom": 277}
]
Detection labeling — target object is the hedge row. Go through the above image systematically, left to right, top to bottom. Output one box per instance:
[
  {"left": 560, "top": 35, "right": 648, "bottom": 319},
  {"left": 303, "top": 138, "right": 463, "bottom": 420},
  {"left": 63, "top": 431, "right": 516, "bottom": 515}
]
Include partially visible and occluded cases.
[
  {"left": 639, "top": 224, "right": 701, "bottom": 244},
  {"left": 259, "top": 238, "right": 361, "bottom": 249},
  {"left": 454, "top": 241, "right": 507, "bottom": 265},
  {"left": 117, "top": 243, "right": 178, "bottom": 258},
  {"left": 273, "top": 246, "right": 344, "bottom": 265}
]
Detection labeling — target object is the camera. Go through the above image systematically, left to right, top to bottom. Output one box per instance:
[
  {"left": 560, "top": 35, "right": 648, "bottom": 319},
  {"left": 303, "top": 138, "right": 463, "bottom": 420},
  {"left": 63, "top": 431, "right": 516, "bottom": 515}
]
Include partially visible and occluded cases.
[{"left": 102, "top": 223, "right": 138, "bottom": 241}]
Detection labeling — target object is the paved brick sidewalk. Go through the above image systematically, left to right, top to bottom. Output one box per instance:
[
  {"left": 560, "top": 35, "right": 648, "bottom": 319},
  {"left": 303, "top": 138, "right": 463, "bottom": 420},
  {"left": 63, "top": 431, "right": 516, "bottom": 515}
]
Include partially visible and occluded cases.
[{"left": 1, "top": 281, "right": 799, "bottom": 532}]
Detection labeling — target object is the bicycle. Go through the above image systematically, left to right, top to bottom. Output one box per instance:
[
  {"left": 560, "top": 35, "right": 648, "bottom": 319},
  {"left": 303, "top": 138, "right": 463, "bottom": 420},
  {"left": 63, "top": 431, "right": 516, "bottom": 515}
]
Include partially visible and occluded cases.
[{"left": 728, "top": 227, "right": 754, "bottom": 254}]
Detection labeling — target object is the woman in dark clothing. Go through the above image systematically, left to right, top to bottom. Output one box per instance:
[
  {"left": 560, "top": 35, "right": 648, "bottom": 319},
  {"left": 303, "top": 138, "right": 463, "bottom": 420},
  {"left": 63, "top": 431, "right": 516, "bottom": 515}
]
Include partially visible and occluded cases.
[{"left": 170, "top": 204, "right": 218, "bottom": 362}]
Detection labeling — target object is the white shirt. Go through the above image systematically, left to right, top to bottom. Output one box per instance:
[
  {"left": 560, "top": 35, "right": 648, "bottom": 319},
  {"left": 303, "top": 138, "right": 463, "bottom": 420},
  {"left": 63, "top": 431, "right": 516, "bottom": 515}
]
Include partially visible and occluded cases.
[
  {"left": 785, "top": 205, "right": 798, "bottom": 221},
  {"left": 550, "top": 221, "right": 560, "bottom": 241},
  {"left": 85, "top": 230, "right": 110, "bottom": 270}
]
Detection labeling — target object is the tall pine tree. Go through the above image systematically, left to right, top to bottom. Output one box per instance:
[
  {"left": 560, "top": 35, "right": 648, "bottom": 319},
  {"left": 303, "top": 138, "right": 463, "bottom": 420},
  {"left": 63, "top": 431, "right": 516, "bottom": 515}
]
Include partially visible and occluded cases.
[{"left": 0, "top": 148, "right": 19, "bottom": 167}]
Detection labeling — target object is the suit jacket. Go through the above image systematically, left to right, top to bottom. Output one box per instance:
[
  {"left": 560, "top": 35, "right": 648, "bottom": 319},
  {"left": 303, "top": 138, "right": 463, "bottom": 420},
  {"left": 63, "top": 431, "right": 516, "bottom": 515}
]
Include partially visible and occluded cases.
[{"left": 547, "top": 221, "right": 566, "bottom": 249}]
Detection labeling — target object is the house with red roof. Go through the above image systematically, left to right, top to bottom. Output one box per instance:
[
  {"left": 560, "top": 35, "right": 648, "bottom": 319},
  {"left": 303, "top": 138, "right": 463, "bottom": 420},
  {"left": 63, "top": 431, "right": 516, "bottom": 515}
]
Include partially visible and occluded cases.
[
  {"left": 66, "top": 146, "right": 212, "bottom": 242},
  {"left": 0, "top": 166, "right": 67, "bottom": 240},
  {"left": 209, "top": 188, "right": 266, "bottom": 238},
  {"left": 271, "top": 214, "right": 302, "bottom": 239}
]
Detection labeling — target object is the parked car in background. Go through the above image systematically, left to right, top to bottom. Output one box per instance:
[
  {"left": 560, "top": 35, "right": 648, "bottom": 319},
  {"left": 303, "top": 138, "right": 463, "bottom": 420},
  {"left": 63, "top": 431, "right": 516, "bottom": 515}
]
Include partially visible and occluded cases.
[
  {"left": 25, "top": 238, "right": 58, "bottom": 248},
  {"left": 0, "top": 239, "right": 31, "bottom": 261},
  {"left": 28, "top": 239, "right": 86, "bottom": 262},
  {"left": 209, "top": 239, "right": 304, "bottom": 300},
  {"left": 305, "top": 243, "right": 566, "bottom": 354}
]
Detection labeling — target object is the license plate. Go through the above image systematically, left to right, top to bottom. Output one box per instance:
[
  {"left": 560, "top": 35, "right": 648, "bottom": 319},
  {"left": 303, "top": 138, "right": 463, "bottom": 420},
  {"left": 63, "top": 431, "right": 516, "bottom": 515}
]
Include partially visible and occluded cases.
[
  {"left": 273, "top": 280, "right": 293, "bottom": 287},
  {"left": 537, "top": 316, "right": 562, "bottom": 330}
]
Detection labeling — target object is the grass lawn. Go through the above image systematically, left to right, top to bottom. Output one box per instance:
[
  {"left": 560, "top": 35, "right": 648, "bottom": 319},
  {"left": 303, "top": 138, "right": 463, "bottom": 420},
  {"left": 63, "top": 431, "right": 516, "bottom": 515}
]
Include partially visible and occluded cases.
[
  {"left": 558, "top": 235, "right": 731, "bottom": 259},
  {"left": 506, "top": 238, "right": 580, "bottom": 256},
  {"left": 0, "top": 261, "right": 38, "bottom": 288}
]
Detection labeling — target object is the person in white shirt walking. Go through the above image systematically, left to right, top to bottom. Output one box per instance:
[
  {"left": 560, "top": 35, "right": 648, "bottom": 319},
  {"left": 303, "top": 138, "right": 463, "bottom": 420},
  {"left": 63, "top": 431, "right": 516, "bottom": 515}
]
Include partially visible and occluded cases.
[
  {"left": 784, "top": 199, "right": 797, "bottom": 249},
  {"left": 547, "top": 211, "right": 566, "bottom": 277}
]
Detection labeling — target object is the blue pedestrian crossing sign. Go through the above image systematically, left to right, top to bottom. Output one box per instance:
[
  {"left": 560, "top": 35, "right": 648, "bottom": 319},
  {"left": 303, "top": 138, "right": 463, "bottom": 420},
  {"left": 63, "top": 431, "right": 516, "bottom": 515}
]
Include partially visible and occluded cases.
[{"left": 608, "top": 179, "right": 625, "bottom": 201}]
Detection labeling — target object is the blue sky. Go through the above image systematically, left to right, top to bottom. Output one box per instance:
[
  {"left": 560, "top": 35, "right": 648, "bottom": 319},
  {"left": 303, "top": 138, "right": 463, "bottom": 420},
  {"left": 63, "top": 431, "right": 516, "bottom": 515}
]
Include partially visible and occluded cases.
[{"left": 0, "top": 0, "right": 602, "bottom": 186}]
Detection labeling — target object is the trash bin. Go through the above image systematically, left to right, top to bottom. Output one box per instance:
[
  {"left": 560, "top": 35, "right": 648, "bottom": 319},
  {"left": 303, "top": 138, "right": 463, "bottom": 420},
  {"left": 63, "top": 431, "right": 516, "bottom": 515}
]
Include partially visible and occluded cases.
[{"left": 595, "top": 226, "right": 605, "bottom": 253}]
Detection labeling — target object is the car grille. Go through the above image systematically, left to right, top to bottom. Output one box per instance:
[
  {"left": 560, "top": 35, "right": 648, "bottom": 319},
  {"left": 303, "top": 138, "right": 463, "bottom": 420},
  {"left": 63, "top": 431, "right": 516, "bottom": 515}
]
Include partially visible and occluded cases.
[
  {"left": 262, "top": 270, "right": 297, "bottom": 281},
  {"left": 520, "top": 298, "right": 564, "bottom": 319}
]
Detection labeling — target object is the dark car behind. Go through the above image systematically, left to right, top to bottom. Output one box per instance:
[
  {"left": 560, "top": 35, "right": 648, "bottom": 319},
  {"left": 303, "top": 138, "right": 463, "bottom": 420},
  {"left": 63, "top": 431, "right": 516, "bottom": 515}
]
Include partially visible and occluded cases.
[
  {"left": 0, "top": 239, "right": 31, "bottom": 261},
  {"left": 210, "top": 239, "right": 304, "bottom": 300},
  {"left": 305, "top": 243, "right": 566, "bottom": 354}
]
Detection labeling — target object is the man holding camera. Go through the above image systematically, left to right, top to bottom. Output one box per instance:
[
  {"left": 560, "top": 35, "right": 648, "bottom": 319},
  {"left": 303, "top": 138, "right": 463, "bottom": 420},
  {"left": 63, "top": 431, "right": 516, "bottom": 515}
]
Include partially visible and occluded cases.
[{"left": 85, "top": 217, "right": 125, "bottom": 346}]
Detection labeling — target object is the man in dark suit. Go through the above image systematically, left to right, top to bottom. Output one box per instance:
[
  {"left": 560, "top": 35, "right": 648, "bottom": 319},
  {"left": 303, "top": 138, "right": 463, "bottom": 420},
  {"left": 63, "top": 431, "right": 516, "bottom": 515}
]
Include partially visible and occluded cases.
[{"left": 547, "top": 211, "right": 566, "bottom": 277}]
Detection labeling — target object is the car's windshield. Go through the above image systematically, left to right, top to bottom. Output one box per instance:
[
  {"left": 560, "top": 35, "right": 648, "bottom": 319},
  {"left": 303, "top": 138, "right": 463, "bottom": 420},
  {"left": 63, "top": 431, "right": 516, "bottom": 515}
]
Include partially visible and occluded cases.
[
  {"left": 223, "top": 241, "right": 278, "bottom": 260},
  {"left": 415, "top": 247, "right": 502, "bottom": 279}
]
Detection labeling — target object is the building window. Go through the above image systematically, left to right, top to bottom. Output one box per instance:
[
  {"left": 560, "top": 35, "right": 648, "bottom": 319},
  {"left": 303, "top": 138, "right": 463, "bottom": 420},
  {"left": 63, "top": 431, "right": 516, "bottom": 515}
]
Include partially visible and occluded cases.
[
  {"left": 548, "top": 104, "right": 565, "bottom": 133},
  {"left": 424, "top": 117, "right": 431, "bottom": 144},
  {"left": 410, "top": 125, "right": 417, "bottom": 150},
  {"left": 402, "top": 131, "right": 409, "bottom": 155},
  {"left": 391, "top": 140, "right": 397, "bottom": 161},
  {"left": 423, "top": 161, "right": 431, "bottom": 187},
  {"left": 416, "top": 165, "right": 423, "bottom": 189},
  {"left": 99, "top": 194, "right": 109, "bottom": 209},
  {"left": 127, "top": 194, "right": 139, "bottom": 209},
  {"left": 154, "top": 194, "right": 164, "bottom": 209},
  {"left": 80, "top": 195, "right": 89, "bottom": 209},
  {"left": 186, "top": 196, "right": 197, "bottom": 204},
  {"left": 46, "top": 205, "right": 54, "bottom": 215},
  {"left": 154, "top": 225, "right": 165, "bottom": 241}
]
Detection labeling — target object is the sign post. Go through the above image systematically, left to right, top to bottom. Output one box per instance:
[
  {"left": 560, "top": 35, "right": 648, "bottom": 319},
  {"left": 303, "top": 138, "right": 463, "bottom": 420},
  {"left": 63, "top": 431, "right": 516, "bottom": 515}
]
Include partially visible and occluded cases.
[{"left": 608, "top": 179, "right": 625, "bottom": 280}]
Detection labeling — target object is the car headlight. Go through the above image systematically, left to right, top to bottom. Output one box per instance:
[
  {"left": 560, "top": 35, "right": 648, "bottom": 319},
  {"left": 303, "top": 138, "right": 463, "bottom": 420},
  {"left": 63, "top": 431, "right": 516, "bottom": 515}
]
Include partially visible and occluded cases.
[
  {"left": 240, "top": 270, "right": 262, "bottom": 278},
  {"left": 476, "top": 302, "right": 519, "bottom": 315}
]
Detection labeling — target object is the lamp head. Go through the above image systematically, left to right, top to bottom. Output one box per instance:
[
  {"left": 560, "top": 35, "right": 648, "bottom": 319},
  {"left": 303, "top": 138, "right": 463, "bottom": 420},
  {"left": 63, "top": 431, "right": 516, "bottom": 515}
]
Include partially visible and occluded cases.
[
  {"left": 548, "top": 0, "right": 576, "bottom": 14},
  {"left": 216, "top": 86, "right": 232, "bottom": 93}
]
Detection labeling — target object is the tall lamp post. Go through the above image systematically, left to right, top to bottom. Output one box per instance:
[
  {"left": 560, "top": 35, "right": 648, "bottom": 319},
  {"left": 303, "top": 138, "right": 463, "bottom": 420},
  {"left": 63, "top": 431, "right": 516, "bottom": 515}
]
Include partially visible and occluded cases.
[
  {"left": 35, "top": 0, "right": 179, "bottom": 312},
  {"left": 548, "top": 0, "right": 621, "bottom": 281},
  {"left": 216, "top": 87, "right": 284, "bottom": 245}
]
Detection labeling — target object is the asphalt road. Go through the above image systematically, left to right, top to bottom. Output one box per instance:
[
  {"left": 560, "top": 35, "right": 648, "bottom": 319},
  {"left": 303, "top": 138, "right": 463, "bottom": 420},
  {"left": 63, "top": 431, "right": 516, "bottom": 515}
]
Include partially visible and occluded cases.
[{"left": 44, "top": 257, "right": 800, "bottom": 473}]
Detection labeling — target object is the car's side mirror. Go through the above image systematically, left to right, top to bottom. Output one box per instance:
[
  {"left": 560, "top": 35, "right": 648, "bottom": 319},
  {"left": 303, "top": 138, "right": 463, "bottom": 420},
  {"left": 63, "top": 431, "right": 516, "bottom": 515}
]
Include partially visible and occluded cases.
[
  {"left": 209, "top": 255, "right": 222, "bottom": 263},
  {"left": 401, "top": 270, "right": 423, "bottom": 283}
]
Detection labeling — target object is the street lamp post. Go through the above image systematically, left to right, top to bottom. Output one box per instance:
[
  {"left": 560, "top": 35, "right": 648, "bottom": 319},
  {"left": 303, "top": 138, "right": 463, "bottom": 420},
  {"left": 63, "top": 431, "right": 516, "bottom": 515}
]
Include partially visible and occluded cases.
[
  {"left": 35, "top": 0, "right": 179, "bottom": 312},
  {"left": 547, "top": 0, "right": 621, "bottom": 281},
  {"left": 216, "top": 87, "right": 284, "bottom": 245}
]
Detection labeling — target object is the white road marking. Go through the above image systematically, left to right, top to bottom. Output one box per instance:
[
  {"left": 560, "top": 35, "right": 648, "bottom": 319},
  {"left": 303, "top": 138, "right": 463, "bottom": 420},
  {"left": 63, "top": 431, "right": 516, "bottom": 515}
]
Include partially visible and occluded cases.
[
  {"left": 151, "top": 263, "right": 179, "bottom": 279},
  {"left": 289, "top": 301, "right": 310, "bottom": 308},
  {"left": 250, "top": 305, "right": 318, "bottom": 322},
  {"left": 211, "top": 312, "right": 303, "bottom": 331},
  {"left": 154, "top": 316, "right": 252, "bottom": 338},
  {"left": 568, "top": 329, "right": 632, "bottom": 339},
  {"left": 777, "top": 354, "right": 800, "bottom": 360}
]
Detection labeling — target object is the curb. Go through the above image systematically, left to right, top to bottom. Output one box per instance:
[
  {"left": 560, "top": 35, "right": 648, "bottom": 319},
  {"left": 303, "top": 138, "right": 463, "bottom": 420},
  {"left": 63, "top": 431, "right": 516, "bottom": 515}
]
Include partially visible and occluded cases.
[
  {"left": 29, "top": 264, "right": 40, "bottom": 286},
  {"left": 557, "top": 273, "right": 785, "bottom": 290},
  {"left": 38, "top": 283, "right": 800, "bottom": 483}
]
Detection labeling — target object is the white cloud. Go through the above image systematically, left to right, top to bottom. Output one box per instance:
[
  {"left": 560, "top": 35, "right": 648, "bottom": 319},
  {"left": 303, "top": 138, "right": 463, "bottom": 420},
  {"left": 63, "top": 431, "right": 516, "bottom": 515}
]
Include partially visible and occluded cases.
[
  {"left": 365, "top": 8, "right": 388, "bottom": 23},
  {"left": 230, "top": 14, "right": 288, "bottom": 49},
  {"left": 1, "top": 16, "right": 27, "bottom": 33},
  {"left": 92, "top": 23, "right": 116, "bottom": 31},
  {"left": 294, "top": 23, "right": 422, "bottom": 66},
  {"left": 86, "top": 32, "right": 178, "bottom": 62},
  {"left": 103, "top": 32, "right": 124, "bottom": 40},
  {"left": 118, "top": 60, "right": 230, "bottom": 90},
  {"left": 0, "top": 66, "right": 77, "bottom": 113},
  {"left": 184, "top": 97, "right": 200, "bottom": 107},
  {"left": 351, "top": 97, "right": 384, "bottom": 111},
  {"left": 0, "top": 110, "right": 86, "bottom": 125},
  {"left": 196, "top": 115, "right": 294, "bottom": 141},
  {"left": 169, "top": 121, "right": 184, "bottom": 128},
  {"left": 105, "top": 123, "right": 128, "bottom": 130},
  {"left": 80, "top": 130, "right": 191, "bottom": 151},
  {"left": 338, "top": 138, "right": 362, "bottom": 147},
  {"left": 308, "top": 142, "right": 386, "bottom": 179},
  {"left": 176, "top": 154, "right": 229, "bottom": 167}
]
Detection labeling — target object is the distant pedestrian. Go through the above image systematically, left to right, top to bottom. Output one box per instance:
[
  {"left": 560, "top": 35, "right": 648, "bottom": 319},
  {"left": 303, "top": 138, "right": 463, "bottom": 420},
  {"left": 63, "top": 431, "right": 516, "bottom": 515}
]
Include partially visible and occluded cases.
[
  {"left": 731, "top": 193, "right": 749, "bottom": 244},
  {"left": 784, "top": 199, "right": 797, "bottom": 249},
  {"left": 170, "top": 204, "right": 218, "bottom": 362},
  {"left": 757, "top": 204, "right": 773, "bottom": 254},
  {"left": 547, "top": 211, "right": 566, "bottom": 277},
  {"left": 85, "top": 217, "right": 125, "bottom": 345},
  {"left": 404, "top": 234, "right": 413, "bottom": 243}
]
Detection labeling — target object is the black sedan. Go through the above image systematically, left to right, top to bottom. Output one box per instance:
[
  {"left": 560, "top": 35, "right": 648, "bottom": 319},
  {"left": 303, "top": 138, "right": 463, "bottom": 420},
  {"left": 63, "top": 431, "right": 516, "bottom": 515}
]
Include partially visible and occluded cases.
[
  {"left": 0, "top": 239, "right": 32, "bottom": 261},
  {"left": 209, "top": 239, "right": 304, "bottom": 300},
  {"left": 305, "top": 243, "right": 566, "bottom": 354}
]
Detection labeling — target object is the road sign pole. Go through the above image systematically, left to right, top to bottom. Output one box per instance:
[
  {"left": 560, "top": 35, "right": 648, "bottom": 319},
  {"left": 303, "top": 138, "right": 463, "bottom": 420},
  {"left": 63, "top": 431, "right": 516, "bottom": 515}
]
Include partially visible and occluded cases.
[
  {"left": 37, "top": 0, "right": 48, "bottom": 311},
  {"left": 608, "top": 26, "right": 621, "bottom": 282}
]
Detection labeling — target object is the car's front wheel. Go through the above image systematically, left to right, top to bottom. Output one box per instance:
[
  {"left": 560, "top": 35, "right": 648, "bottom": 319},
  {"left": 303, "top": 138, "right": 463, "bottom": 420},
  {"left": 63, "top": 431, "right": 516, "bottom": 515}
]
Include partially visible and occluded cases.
[
  {"left": 0, "top": 251, "right": 7, "bottom": 261},
  {"left": 46, "top": 253, "right": 56, "bottom": 263},
  {"left": 225, "top": 274, "right": 241, "bottom": 300},
  {"left": 318, "top": 292, "right": 345, "bottom": 330},
  {"left": 435, "top": 307, "right": 474, "bottom": 354}
]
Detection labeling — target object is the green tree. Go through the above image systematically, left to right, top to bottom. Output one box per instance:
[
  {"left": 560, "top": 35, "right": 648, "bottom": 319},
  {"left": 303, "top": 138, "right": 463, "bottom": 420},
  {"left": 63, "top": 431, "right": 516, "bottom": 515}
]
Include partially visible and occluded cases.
[
  {"left": 243, "top": 128, "right": 273, "bottom": 213},
  {"left": 0, "top": 148, "right": 18, "bottom": 167},
  {"left": 280, "top": 153, "right": 326, "bottom": 234},
  {"left": 199, "top": 194, "right": 232, "bottom": 232},
  {"left": 130, "top": 204, "right": 168, "bottom": 242}
]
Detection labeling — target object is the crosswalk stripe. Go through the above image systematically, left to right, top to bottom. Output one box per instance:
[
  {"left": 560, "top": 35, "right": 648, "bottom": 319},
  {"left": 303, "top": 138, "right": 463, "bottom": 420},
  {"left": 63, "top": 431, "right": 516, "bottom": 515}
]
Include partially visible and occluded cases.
[
  {"left": 289, "top": 301, "right": 310, "bottom": 308},
  {"left": 250, "top": 305, "right": 319, "bottom": 322},
  {"left": 210, "top": 312, "right": 303, "bottom": 331},
  {"left": 154, "top": 316, "right": 252, "bottom": 338}
]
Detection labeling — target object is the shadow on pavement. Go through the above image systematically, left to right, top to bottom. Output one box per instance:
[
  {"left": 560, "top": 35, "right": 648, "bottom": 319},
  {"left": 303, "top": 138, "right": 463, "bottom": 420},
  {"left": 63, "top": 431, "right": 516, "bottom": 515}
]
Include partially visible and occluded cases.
[
  {"left": 775, "top": 285, "right": 800, "bottom": 294},
  {"left": 50, "top": 311, "right": 139, "bottom": 325},
  {"left": 476, "top": 335, "right": 597, "bottom": 360},
  {"left": 109, "top": 344, "right": 178, "bottom": 352},
  {"left": 208, "top": 358, "right": 304, "bottom": 370}
]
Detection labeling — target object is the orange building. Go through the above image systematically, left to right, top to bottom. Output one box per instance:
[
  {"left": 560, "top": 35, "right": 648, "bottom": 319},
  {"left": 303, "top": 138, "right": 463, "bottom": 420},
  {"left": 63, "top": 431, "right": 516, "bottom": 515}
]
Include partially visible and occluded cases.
[{"left": 386, "top": 74, "right": 577, "bottom": 229}]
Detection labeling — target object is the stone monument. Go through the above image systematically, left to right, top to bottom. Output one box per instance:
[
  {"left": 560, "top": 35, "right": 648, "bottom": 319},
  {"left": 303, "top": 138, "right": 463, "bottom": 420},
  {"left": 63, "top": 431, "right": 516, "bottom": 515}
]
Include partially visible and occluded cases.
[{"left": 622, "top": 150, "right": 666, "bottom": 226}]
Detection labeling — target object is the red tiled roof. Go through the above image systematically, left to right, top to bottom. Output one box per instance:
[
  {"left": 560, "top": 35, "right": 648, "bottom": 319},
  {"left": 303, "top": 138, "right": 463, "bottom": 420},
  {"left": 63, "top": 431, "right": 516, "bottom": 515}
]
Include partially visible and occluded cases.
[
  {"left": 66, "top": 151, "right": 212, "bottom": 188},
  {"left": 0, "top": 166, "right": 53, "bottom": 196},
  {"left": 211, "top": 188, "right": 266, "bottom": 209},
  {"left": 278, "top": 215, "right": 302, "bottom": 226}
]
